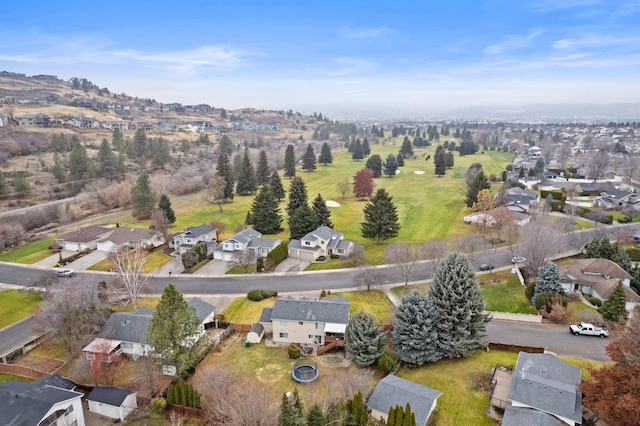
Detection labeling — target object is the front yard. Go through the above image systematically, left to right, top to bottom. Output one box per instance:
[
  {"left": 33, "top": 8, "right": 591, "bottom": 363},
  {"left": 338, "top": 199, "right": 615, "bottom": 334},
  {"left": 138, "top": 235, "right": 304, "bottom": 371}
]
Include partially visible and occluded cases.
[
  {"left": 479, "top": 272, "right": 536, "bottom": 314},
  {"left": 0, "top": 289, "right": 42, "bottom": 328}
]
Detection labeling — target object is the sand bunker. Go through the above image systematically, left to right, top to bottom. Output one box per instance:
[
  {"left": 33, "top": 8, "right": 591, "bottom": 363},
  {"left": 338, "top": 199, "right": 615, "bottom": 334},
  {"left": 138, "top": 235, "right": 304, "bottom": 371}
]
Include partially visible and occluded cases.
[
  {"left": 396, "top": 170, "right": 402, "bottom": 174},
  {"left": 414, "top": 170, "right": 425, "bottom": 175},
  {"left": 326, "top": 200, "right": 340, "bottom": 207}
]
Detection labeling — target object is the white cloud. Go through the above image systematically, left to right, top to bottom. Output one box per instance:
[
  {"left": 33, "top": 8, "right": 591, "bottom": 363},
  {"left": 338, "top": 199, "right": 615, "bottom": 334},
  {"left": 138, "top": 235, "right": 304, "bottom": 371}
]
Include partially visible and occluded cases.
[
  {"left": 484, "top": 29, "right": 544, "bottom": 54},
  {"left": 552, "top": 34, "right": 638, "bottom": 49}
]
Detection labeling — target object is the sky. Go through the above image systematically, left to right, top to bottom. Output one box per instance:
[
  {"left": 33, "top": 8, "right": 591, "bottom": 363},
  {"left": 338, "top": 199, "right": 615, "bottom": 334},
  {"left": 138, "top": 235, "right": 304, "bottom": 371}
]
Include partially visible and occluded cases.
[{"left": 2, "top": 1, "right": 640, "bottom": 118}]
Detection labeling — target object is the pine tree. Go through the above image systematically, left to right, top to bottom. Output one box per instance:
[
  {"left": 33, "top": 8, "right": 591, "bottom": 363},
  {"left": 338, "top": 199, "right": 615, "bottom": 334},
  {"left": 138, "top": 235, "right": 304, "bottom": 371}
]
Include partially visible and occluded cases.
[
  {"left": 111, "top": 128, "right": 124, "bottom": 151},
  {"left": 218, "top": 134, "right": 234, "bottom": 155},
  {"left": 400, "top": 136, "right": 414, "bottom": 158},
  {"left": 97, "top": 138, "right": 117, "bottom": 178},
  {"left": 362, "top": 138, "right": 371, "bottom": 156},
  {"left": 351, "top": 139, "right": 364, "bottom": 161},
  {"left": 69, "top": 142, "right": 93, "bottom": 190},
  {"left": 318, "top": 142, "right": 333, "bottom": 165},
  {"left": 284, "top": 144, "right": 296, "bottom": 178},
  {"left": 302, "top": 144, "right": 317, "bottom": 171},
  {"left": 434, "top": 145, "right": 447, "bottom": 176},
  {"left": 235, "top": 147, "right": 257, "bottom": 195},
  {"left": 256, "top": 149, "right": 270, "bottom": 185},
  {"left": 446, "top": 151, "right": 454, "bottom": 169},
  {"left": 216, "top": 152, "right": 235, "bottom": 201},
  {"left": 396, "top": 152, "right": 405, "bottom": 167},
  {"left": 51, "top": 153, "right": 67, "bottom": 183},
  {"left": 365, "top": 154, "right": 383, "bottom": 178},
  {"left": 384, "top": 154, "right": 398, "bottom": 177},
  {"left": 534, "top": 157, "right": 545, "bottom": 175},
  {"left": 269, "top": 170, "right": 286, "bottom": 201},
  {"left": 465, "top": 171, "right": 490, "bottom": 208},
  {"left": 131, "top": 173, "right": 157, "bottom": 219},
  {"left": 286, "top": 176, "right": 308, "bottom": 216},
  {"left": 251, "top": 185, "right": 283, "bottom": 234},
  {"left": 361, "top": 188, "right": 400, "bottom": 242},
  {"left": 311, "top": 193, "right": 333, "bottom": 228},
  {"left": 158, "top": 194, "right": 176, "bottom": 223},
  {"left": 289, "top": 204, "right": 319, "bottom": 240},
  {"left": 429, "top": 253, "right": 490, "bottom": 358},
  {"left": 532, "top": 262, "right": 563, "bottom": 303},
  {"left": 599, "top": 282, "right": 628, "bottom": 322},
  {"left": 147, "top": 284, "right": 200, "bottom": 377},
  {"left": 392, "top": 291, "right": 441, "bottom": 364},
  {"left": 345, "top": 312, "right": 386, "bottom": 367},
  {"left": 278, "top": 392, "right": 304, "bottom": 426},
  {"left": 344, "top": 392, "right": 369, "bottom": 426},
  {"left": 306, "top": 404, "right": 326, "bottom": 426}
]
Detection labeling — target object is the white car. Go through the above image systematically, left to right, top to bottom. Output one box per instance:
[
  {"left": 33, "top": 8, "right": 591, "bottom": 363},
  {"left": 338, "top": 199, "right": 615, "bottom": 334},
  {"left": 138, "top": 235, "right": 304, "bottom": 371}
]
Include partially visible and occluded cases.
[
  {"left": 511, "top": 256, "right": 526, "bottom": 264},
  {"left": 55, "top": 268, "right": 75, "bottom": 277}
]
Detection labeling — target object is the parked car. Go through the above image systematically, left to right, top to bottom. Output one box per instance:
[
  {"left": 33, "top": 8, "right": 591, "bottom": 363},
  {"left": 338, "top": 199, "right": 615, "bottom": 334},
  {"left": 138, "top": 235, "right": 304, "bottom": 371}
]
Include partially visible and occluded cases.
[
  {"left": 511, "top": 256, "right": 527, "bottom": 264},
  {"left": 479, "top": 264, "right": 493, "bottom": 271},
  {"left": 55, "top": 268, "right": 75, "bottom": 277},
  {"left": 569, "top": 323, "right": 608, "bottom": 338}
]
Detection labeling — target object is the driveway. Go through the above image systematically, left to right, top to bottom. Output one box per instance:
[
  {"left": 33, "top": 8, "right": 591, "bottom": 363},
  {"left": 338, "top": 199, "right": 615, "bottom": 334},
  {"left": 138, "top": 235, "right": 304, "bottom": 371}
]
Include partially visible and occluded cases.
[
  {"left": 34, "top": 250, "right": 108, "bottom": 271},
  {"left": 276, "top": 258, "right": 310, "bottom": 273}
]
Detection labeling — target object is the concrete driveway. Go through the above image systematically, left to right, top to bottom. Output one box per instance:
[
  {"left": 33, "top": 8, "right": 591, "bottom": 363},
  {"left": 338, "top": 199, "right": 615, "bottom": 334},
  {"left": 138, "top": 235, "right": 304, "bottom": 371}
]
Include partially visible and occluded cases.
[{"left": 34, "top": 250, "right": 108, "bottom": 271}]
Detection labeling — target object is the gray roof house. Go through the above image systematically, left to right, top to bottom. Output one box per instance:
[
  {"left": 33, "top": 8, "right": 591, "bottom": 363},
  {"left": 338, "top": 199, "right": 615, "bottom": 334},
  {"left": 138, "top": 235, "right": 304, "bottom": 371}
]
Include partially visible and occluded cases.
[
  {"left": 16, "top": 113, "right": 51, "bottom": 127},
  {"left": 66, "top": 116, "right": 100, "bottom": 128},
  {"left": 170, "top": 224, "right": 217, "bottom": 255},
  {"left": 55, "top": 225, "right": 113, "bottom": 252},
  {"left": 288, "top": 226, "right": 354, "bottom": 261},
  {"left": 96, "top": 227, "right": 165, "bottom": 253},
  {"left": 213, "top": 228, "right": 281, "bottom": 261},
  {"left": 261, "top": 296, "right": 350, "bottom": 353},
  {"left": 83, "top": 298, "right": 215, "bottom": 362},
  {"left": 503, "top": 352, "right": 582, "bottom": 426},
  {"left": 366, "top": 374, "right": 442, "bottom": 426},
  {"left": 0, "top": 378, "right": 85, "bottom": 426},
  {"left": 87, "top": 386, "right": 137, "bottom": 421}
]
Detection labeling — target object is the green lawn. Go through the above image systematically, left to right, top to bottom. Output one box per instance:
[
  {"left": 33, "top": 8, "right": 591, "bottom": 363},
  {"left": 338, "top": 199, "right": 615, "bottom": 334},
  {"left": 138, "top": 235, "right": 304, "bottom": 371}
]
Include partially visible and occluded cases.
[
  {"left": 0, "top": 238, "right": 53, "bottom": 264},
  {"left": 88, "top": 249, "right": 171, "bottom": 272},
  {"left": 479, "top": 272, "right": 536, "bottom": 314},
  {"left": 391, "top": 283, "right": 430, "bottom": 299},
  {"left": 0, "top": 289, "right": 42, "bottom": 328},
  {"left": 332, "top": 289, "right": 395, "bottom": 325},
  {"left": 220, "top": 297, "right": 275, "bottom": 324},
  {"left": 566, "top": 301, "right": 601, "bottom": 323},
  {"left": 0, "top": 373, "right": 33, "bottom": 384}
]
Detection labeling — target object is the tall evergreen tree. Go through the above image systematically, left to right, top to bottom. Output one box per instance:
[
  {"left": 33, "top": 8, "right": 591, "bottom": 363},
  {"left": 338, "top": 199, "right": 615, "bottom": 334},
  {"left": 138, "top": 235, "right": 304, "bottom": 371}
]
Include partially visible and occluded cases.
[
  {"left": 111, "top": 128, "right": 124, "bottom": 151},
  {"left": 132, "top": 128, "right": 148, "bottom": 159},
  {"left": 218, "top": 134, "right": 234, "bottom": 155},
  {"left": 400, "top": 136, "right": 414, "bottom": 158},
  {"left": 97, "top": 138, "right": 117, "bottom": 178},
  {"left": 362, "top": 138, "right": 371, "bottom": 156},
  {"left": 351, "top": 139, "right": 364, "bottom": 161},
  {"left": 69, "top": 142, "right": 92, "bottom": 190},
  {"left": 318, "top": 142, "right": 333, "bottom": 165},
  {"left": 284, "top": 144, "right": 296, "bottom": 178},
  {"left": 302, "top": 144, "right": 317, "bottom": 171},
  {"left": 434, "top": 145, "right": 447, "bottom": 176},
  {"left": 235, "top": 147, "right": 257, "bottom": 195},
  {"left": 256, "top": 150, "right": 270, "bottom": 186},
  {"left": 446, "top": 151, "right": 454, "bottom": 169},
  {"left": 216, "top": 152, "right": 235, "bottom": 201},
  {"left": 396, "top": 152, "right": 405, "bottom": 167},
  {"left": 51, "top": 153, "right": 67, "bottom": 183},
  {"left": 365, "top": 154, "right": 383, "bottom": 178},
  {"left": 384, "top": 154, "right": 398, "bottom": 177},
  {"left": 534, "top": 157, "right": 545, "bottom": 175},
  {"left": 269, "top": 170, "right": 286, "bottom": 201},
  {"left": 464, "top": 171, "right": 490, "bottom": 208},
  {"left": 131, "top": 173, "right": 157, "bottom": 219},
  {"left": 286, "top": 176, "right": 308, "bottom": 216},
  {"left": 251, "top": 185, "right": 283, "bottom": 234},
  {"left": 361, "top": 188, "right": 400, "bottom": 242},
  {"left": 312, "top": 193, "right": 333, "bottom": 228},
  {"left": 158, "top": 194, "right": 176, "bottom": 223},
  {"left": 288, "top": 204, "right": 319, "bottom": 240},
  {"left": 585, "top": 237, "right": 632, "bottom": 272},
  {"left": 429, "top": 253, "right": 490, "bottom": 358},
  {"left": 532, "top": 262, "right": 563, "bottom": 303},
  {"left": 599, "top": 282, "right": 628, "bottom": 322},
  {"left": 147, "top": 283, "right": 200, "bottom": 377},
  {"left": 392, "top": 291, "right": 441, "bottom": 365},
  {"left": 345, "top": 312, "right": 386, "bottom": 367},
  {"left": 278, "top": 392, "right": 304, "bottom": 426},
  {"left": 344, "top": 392, "right": 369, "bottom": 426},
  {"left": 306, "top": 404, "right": 326, "bottom": 426}
]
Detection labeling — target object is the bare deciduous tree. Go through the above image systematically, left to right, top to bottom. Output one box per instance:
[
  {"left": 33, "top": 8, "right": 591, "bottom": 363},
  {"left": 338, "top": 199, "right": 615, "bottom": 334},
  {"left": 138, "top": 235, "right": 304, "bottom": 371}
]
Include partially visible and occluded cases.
[
  {"left": 540, "top": 138, "right": 556, "bottom": 166},
  {"left": 558, "top": 141, "right": 573, "bottom": 169},
  {"left": 587, "top": 148, "right": 610, "bottom": 181},
  {"left": 201, "top": 174, "right": 227, "bottom": 212},
  {"left": 83, "top": 178, "right": 132, "bottom": 211},
  {"left": 337, "top": 178, "right": 350, "bottom": 199},
  {"left": 151, "top": 209, "right": 171, "bottom": 246},
  {"left": 517, "top": 216, "right": 567, "bottom": 277},
  {"left": 0, "top": 221, "right": 25, "bottom": 250},
  {"left": 451, "top": 233, "right": 485, "bottom": 264},
  {"left": 421, "top": 238, "right": 449, "bottom": 276},
  {"left": 385, "top": 243, "right": 419, "bottom": 286},
  {"left": 347, "top": 244, "right": 365, "bottom": 267},
  {"left": 109, "top": 246, "right": 148, "bottom": 309},
  {"left": 230, "top": 250, "right": 257, "bottom": 273},
  {"left": 353, "top": 266, "right": 383, "bottom": 291},
  {"left": 297, "top": 369, "right": 375, "bottom": 417}
]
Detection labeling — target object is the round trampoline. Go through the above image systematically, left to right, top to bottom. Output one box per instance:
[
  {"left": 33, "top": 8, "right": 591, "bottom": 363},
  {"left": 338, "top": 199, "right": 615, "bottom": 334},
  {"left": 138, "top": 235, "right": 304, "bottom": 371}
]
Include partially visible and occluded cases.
[{"left": 292, "top": 359, "right": 319, "bottom": 383}]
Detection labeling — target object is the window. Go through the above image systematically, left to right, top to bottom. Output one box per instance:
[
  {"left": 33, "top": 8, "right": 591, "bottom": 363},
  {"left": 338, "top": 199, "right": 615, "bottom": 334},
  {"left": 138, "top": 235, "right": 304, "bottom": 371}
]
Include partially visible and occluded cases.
[
  {"left": 280, "top": 320, "right": 288, "bottom": 327},
  {"left": 299, "top": 321, "right": 304, "bottom": 326},
  {"left": 315, "top": 322, "right": 324, "bottom": 330},
  {"left": 279, "top": 332, "right": 288, "bottom": 339},
  {"left": 309, "top": 335, "right": 313, "bottom": 339},
  {"left": 122, "top": 342, "right": 133, "bottom": 349},
  {"left": 67, "top": 405, "right": 74, "bottom": 414}
]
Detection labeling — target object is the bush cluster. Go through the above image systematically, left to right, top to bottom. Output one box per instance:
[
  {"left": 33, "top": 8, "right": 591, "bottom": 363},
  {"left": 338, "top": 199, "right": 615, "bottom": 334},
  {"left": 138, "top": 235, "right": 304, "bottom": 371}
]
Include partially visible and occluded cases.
[
  {"left": 181, "top": 242, "right": 207, "bottom": 270},
  {"left": 247, "top": 289, "right": 278, "bottom": 301},
  {"left": 589, "top": 297, "right": 602, "bottom": 307},
  {"left": 288, "top": 344, "right": 301, "bottom": 359},
  {"left": 377, "top": 350, "right": 399, "bottom": 374},
  {"left": 166, "top": 380, "right": 200, "bottom": 408}
]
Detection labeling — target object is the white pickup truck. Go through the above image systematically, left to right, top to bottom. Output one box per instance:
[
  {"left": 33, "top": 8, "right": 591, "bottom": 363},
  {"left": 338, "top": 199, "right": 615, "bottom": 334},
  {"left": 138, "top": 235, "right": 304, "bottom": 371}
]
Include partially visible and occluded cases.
[{"left": 569, "top": 323, "right": 608, "bottom": 338}]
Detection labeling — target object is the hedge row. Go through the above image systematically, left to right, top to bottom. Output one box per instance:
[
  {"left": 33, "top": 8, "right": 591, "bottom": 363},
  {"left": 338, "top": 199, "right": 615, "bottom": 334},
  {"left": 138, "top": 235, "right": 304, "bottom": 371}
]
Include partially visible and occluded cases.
[
  {"left": 267, "top": 241, "right": 288, "bottom": 265},
  {"left": 247, "top": 289, "right": 278, "bottom": 301}
]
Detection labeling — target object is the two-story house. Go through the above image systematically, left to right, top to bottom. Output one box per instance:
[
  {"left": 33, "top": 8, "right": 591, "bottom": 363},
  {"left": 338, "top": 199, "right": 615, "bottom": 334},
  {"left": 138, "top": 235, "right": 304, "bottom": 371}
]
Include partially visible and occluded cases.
[
  {"left": 16, "top": 113, "right": 51, "bottom": 127},
  {"left": 66, "top": 116, "right": 100, "bottom": 129},
  {"left": 102, "top": 120, "right": 129, "bottom": 131},
  {"left": 170, "top": 224, "right": 217, "bottom": 255},
  {"left": 287, "top": 226, "right": 354, "bottom": 261},
  {"left": 212, "top": 228, "right": 281, "bottom": 261},
  {"left": 260, "top": 296, "right": 350, "bottom": 354}
]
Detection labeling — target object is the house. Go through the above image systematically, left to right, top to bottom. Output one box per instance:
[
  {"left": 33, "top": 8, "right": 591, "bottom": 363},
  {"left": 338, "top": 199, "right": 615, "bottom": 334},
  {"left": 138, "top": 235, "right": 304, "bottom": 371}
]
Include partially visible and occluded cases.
[
  {"left": 16, "top": 113, "right": 51, "bottom": 127},
  {"left": 66, "top": 116, "right": 100, "bottom": 129},
  {"left": 102, "top": 120, "right": 129, "bottom": 131},
  {"left": 499, "top": 187, "right": 539, "bottom": 213},
  {"left": 593, "top": 189, "right": 640, "bottom": 211},
  {"left": 463, "top": 208, "right": 530, "bottom": 227},
  {"left": 170, "top": 224, "right": 217, "bottom": 255},
  {"left": 55, "top": 225, "right": 113, "bottom": 251},
  {"left": 288, "top": 226, "right": 354, "bottom": 261},
  {"left": 96, "top": 227, "right": 164, "bottom": 253},
  {"left": 212, "top": 228, "right": 281, "bottom": 261},
  {"left": 559, "top": 258, "right": 639, "bottom": 311},
  {"left": 260, "top": 296, "right": 350, "bottom": 352},
  {"left": 83, "top": 298, "right": 215, "bottom": 362},
  {"left": 499, "top": 352, "right": 583, "bottom": 426},
  {"left": 366, "top": 374, "right": 442, "bottom": 426},
  {"left": 0, "top": 377, "right": 85, "bottom": 426},
  {"left": 87, "top": 386, "right": 137, "bottom": 421}
]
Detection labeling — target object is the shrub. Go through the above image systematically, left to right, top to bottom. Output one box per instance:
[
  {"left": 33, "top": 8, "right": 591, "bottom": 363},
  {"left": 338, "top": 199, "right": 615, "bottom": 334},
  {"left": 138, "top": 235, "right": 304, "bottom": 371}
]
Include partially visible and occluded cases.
[
  {"left": 618, "top": 215, "right": 632, "bottom": 224},
  {"left": 266, "top": 242, "right": 288, "bottom": 266},
  {"left": 627, "top": 247, "right": 640, "bottom": 262},
  {"left": 330, "top": 253, "right": 340, "bottom": 259},
  {"left": 256, "top": 257, "right": 264, "bottom": 272},
  {"left": 525, "top": 282, "right": 536, "bottom": 301},
  {"left": 247, "top": 289, "right": 264, "bottom": 301},
  {"left": 261, "top": 289, "right": 277, "bottom": 298},
  {"left": 320, "top": 290, "right": 327, "bottom": 298},
  {"left": 565, "top": 292, "right": 582, "bottom": 302},
  {"left": 534, "top": 294, "right": 551, "bottom": 311},
  {"left": 589, "top": 297, "right": 602, "bottom": 307},
  {"left": 288, "top": 344, "right": 302, "bottom": 359},
  {"left": 377, "top": 350, "right": 399, "bottom": 374},
  {"left": 150, "top": 397, "right": 167, "bottom": 414}
]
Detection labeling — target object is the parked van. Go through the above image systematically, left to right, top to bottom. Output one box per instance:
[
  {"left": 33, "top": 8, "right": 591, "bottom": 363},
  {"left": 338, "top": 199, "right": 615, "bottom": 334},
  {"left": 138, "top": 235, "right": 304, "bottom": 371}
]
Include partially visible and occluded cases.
[{"left": 55, "top": 268, "right": 74, "bottom": 277}]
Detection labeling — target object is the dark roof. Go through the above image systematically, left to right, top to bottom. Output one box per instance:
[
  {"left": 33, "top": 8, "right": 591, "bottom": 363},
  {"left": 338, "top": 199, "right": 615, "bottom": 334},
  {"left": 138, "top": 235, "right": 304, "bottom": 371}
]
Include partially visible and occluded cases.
[
  {"left": 174, "top": 224, "right": 216, "bottom": 240},
  {"left": 57, "top": 225, "right": 112, "bottom": 243},
  {"left": 101, "top": 227, "right": 159, "bottom": 245},
  {"left": 227, "top": 228, "right": 261, "bottom": 244},
  {"left": 269, "top": 296, "right": 350, "bottom": 324},
  {"left": 186, "top": 297, "right": 215, "bottom": 321},
  {"left": 259, "top": 307, "right": 273, "bottom": 323},
  {"left": 98, "top": 308, "right": 153, "bottom": 344},
  {"left": 249, "top": 323, "right": 264, "bottom": 334},
  {"left": 507, "top": 352, "right": 582, "bottom": 424},
  {"left": 33, "top": 374, "right": 75, "bottom": 390},
  {"left": 366, "top": 375, "right": 442, "bottom": 426},
  {"left": 0, "top": 380, "right": 82, "bottom": 426},
  {"left": 87, "top": 386, "right": 133, "bottom": 406},
  {"left": 502, "top": 406, "right": 563, "bottom": 426}
]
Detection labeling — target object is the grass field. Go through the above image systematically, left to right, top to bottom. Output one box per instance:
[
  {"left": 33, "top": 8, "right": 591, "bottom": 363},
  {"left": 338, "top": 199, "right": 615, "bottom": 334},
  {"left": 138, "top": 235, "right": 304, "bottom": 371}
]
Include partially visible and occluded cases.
[
  {"left": 0, "top": 238, "right": 53, "bottom": 264},
  {"left": 88, "top": 249, "right": 171, "bottom": 272},
  {"left": 479, "top": 272, "right": 536, "bottom": 314},
  {"left": 0, "top": 289, "right": 42, "bottom": 328},
  {"left": 332, "top": 289, "right": 396, "bottom": 325},
  {"left": 220, "top": 297, "right": 275, "bottom": 323},
  {"left": 0, "top": 373, "right": 33, "bottom": 384}
]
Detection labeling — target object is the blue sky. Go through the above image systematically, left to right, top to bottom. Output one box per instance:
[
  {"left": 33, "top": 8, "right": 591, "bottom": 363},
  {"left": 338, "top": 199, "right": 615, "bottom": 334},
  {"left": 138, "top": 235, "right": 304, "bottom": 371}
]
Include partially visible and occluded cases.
[{"left": 2, "top": 1, "right": 640, "bottom": 117}]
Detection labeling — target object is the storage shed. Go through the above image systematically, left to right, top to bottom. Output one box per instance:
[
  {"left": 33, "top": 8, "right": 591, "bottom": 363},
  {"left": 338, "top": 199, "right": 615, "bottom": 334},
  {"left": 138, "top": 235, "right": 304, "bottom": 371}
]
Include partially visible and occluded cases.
[{"left": 87, "top": 386, "right": 137, "bottom": 421}]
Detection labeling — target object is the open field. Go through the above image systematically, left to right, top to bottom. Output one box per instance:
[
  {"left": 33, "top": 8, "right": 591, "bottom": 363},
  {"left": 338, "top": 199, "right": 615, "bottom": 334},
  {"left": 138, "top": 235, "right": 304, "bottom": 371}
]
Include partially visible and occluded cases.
[{"left": 0, "top": 289, "right": 42, "bottom": 328}]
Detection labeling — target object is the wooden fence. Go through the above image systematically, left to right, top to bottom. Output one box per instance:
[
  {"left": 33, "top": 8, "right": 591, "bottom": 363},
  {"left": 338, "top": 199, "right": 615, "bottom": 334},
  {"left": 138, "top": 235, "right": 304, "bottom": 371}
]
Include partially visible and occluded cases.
[
  {"left": 488, "top": 342, "right": 545, "bottom": 354},
  {"left": 0, "top": 363, "right": 50, "bottom": 379},
  {"left": 166, "top": 404, "right": 207, "bottom": 420}
]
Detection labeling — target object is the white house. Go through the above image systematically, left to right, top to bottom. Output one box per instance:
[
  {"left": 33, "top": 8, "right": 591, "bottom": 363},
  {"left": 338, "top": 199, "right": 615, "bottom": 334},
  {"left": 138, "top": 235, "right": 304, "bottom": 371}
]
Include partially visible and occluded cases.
[
  {"left": 66, "top": 116, "right": 100, "bottom": 128},
  {"left": 102, "top": 120, "right": 129, "bottom": 131},
  {"left": 463, "top": 208, "right": 530, "bottom": 227},
  {"left": 170, "top": 224, "right": 217, "bottom": 255},
  {"left": 55, "top": 225, "right": 113, "bottom": 252},
  {"left": 288, "top": 226, "right": 354, "bottom": 261},
  {"left": 96, "top": 227, "right": 164, "bottom": 253},
  {"left": 213, "top": 228, "right": 281, "bottom": 261},
  {"left": 87, "top": 386, "right": 137, "bottom": 421}
]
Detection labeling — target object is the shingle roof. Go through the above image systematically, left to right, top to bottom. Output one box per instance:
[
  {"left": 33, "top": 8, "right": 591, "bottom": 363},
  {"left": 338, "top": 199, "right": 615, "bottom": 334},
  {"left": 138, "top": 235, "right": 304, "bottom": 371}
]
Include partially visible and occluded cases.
[
  {"left": 180, "top": 224, "right": 216, "bottom": 239},
  {"left": 57, "top": 225, "right": 112, "bottom": 243},
  {"left": 101, "top": 227, "right": 159, "bottom": 245},
  {"left": 228, "top": 228, "right": 261, "bottom": 244},
  {"left": 247, "top": 237, "right": 281, "bottom": 250},
  {"left": 560, "top": 259, "right": 639, "bottom": 303},
  {"left": 269, "top": 296, "right": 350, "bottom": 324},
  {"left": 186, "top": 297, "right": 215, "bottom": 321},
  {"left": 259, "top": 307, "right": 273, "bottom": 323},
  {"left": 97, "top": 308, "right": 153, "bottom": 344},
  {"left": 507, "top": 352, "right": 582, "bottom": 424},
  {"left": 33, "top": 374, "right": 75, "bottom": 390},
  {"left": 366, "top": 375, "right": 442, "bottom": 426},
  {"left": 87, "top": 386, "right": 133, "bottom": 406},
  {"left": 502, "top": 406, "right": 563, "bottom": 426}
]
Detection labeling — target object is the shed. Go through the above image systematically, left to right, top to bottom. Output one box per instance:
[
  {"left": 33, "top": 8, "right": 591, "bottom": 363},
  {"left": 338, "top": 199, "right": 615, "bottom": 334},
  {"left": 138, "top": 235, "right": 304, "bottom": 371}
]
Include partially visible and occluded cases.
[
  {"left": 247, "top": 323, "right": 264, "bottom": 343},
  {"left": 87, "top": 386, "right": 137, "bottom": 421}
]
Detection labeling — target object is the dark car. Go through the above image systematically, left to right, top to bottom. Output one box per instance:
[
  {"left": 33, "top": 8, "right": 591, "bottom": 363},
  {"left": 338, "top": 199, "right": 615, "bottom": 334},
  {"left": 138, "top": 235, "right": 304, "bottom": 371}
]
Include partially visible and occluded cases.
[{"left": 479, "top": 264, "right": 493, "bottom": 271}]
